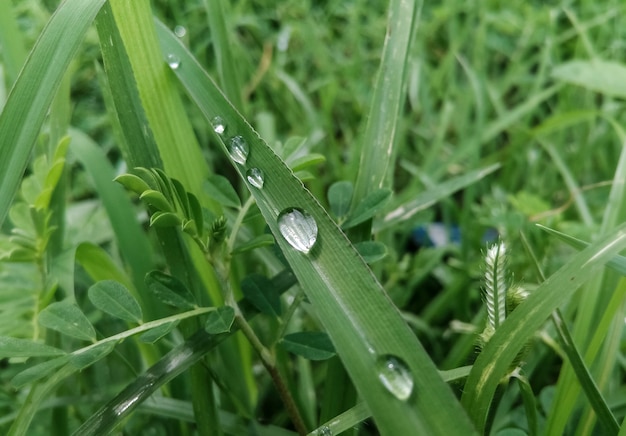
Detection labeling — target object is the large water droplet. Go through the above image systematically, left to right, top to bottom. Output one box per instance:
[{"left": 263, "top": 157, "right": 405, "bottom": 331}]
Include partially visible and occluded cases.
[
  {"left": 174, "top": 25, "right": 187, "bottom": 38},
  {"left": 167, "top": 54, "right": 181, "bottom": 69},
  {"left": 211, "top": 116, "right": 226, "bottom": 135},
  {"left": 228, "top": 136, "right": 249, "bottom": 165},
  {"left": 246, "top": 168, "right": 264, "bottom": 189},
  {"left": 277, "top": 208, "right": 318, "bottom": 254},
  {"left": 376, "top": 355, "right": 414, "bottom": 401}
]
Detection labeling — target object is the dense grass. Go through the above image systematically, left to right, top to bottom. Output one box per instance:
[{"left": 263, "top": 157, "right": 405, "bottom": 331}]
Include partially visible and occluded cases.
[{"left": 2, "top": 0, "right": 626, "bottom": 435}]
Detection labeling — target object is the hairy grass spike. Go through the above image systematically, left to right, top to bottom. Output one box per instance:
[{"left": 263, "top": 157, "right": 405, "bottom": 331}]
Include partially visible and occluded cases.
[{"left": 484, "top": 241, "right": 507, "bottom": 330}]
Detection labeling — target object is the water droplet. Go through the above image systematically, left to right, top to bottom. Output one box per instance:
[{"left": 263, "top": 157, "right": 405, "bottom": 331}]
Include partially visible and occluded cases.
[
  {"left": 174, "top": 25, "right": 187, "bottom": 38},
  {"left": 167, "top": 54, "right": 181, "bottom": 69},
  {"left": 211, "top": 116, "right": 226, "bottom": 135},
  {"left": 228, "top": 136, "right": 249, "bottom": 165},
  {"left": 246, "top": 168, "right": 264, "bottom": 188},
  {"left": 277, "top": 208, "right": 318, "bottom": 254},
  {"left": 376, "top": 355, "right": 414, "bottom": 401},
  {"left": 317, "top": 426, "right": 332, "bottom": 436}
]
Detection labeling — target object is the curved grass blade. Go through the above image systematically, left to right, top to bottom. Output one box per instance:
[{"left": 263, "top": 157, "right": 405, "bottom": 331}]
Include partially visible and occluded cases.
[
  {"left": 0, "top": 0, "right": 106, "bottom": 227},
  {"left": 156, "top": 20, "right": 476, "bottom": 435},
  {"left": 377, "top": 163, "right": 500, "bottom": 231},
  {"left": 461, "top": 223, "right": 626, "bottom": 432}
]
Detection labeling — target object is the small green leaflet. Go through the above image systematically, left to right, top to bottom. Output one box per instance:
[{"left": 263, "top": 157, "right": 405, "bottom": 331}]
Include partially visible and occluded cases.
[
  {"left": 145, "top": 270, "right": 196, "bottom": 310},
  {"left": 88, "top": 280, "right": 143, "bottom": 323},
  {"left": 38, "top": 300, "right": 96, "bottom": 341},
  {"left": 205, "top": 306, "right": 235, "bottom": 334},
  {"left": 139, "top": 320, "right": 180, "bottom": 343},
  {"left": 280, "top": 331, "right": 336, "bottom": 361},
  {"left": 0, "top": 336, "right": 66, "bottom": 358},
  {"left": 70, "top": 341, "right": 116, "bottom": 370},
  {"left": 12, "top": 356, "right": 70, "bottom": 388}
]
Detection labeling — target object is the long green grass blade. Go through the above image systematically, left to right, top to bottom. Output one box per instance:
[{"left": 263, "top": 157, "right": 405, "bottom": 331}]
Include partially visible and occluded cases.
[
  {"left": 0, "top": 0, "right": 106, "bottom": 226},
  {"left": 107, "top": 0, "right": 208, "bottom": 198},
  {"left": 202, "top": 0, "right": 243, "bottom": 110},
  {"left": 351, "top": 0, "right": 421, "bottom": 208},
  {"left": 0, "top": 1, "right": 28, "bottom": 86},
  {"left": 156, "top": 20, "right": 476, "bottom": 435},
  {"left": 378, "top": 163, "right": 500, "bottom": 231},
  {"left": 461, "top": 223, "right": 626, "bottom": 432}
]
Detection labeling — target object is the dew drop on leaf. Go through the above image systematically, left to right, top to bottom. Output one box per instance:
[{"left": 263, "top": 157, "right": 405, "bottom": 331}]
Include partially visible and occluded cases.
[
  {"left": 174, "top": 25, "right": 186, "bottom": 38},
  {"left": 167, "top": 54, "right": 181, "bottom": 69},
  {"left": 211, "top": 116, "right": 226, "bottom": 135},
  {"left": 228, "top": 136, "right": 249, "bottom": 165},
  {"left": 246, "top": 168, "right": 264, "bottom": 189},
  {"left": 277, "top": 208, "right": 318, "bottom": 254},
  {"left": 376, "top": 354, "right": 414, "bottom": 401},
  {"left": 317, "top": 426, "right": 332, "bottom": 436}
]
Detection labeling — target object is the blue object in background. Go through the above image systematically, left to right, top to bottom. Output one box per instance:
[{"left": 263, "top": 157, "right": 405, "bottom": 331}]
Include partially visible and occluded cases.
[{"left": 412, "top": 223, "right": 497, "bottom": 248}]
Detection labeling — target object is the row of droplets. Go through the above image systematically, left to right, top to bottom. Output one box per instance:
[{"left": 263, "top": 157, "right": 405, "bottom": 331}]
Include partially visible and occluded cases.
[
  {"left": 210, "top": 115, "right": 319, "bottom": 254},
  {"left": 212, "top": 116, "right": 414, "bottom": 402}
]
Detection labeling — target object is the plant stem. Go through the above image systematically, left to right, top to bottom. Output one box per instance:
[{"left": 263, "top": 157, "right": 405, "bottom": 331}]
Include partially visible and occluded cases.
[{"left": 234, "top": 315, "right": 308, "bottom": 436}]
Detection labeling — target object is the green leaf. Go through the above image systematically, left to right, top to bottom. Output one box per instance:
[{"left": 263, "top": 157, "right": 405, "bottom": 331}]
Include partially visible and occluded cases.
[
  {"left": 552, "top": 59, "right": 626, "bottom": 98},
  {"left": 281, "top": 136, "right": 307, "bottom": 160},
  {"left": 288, "top": 153, "right": 326, "bottom": 172},
  {"left": 378, "top": 164, "right": 501, "bottom": 231},
  {"left": 131, "top": 167, "right": 160, "bottom": 191},
  {"left": 114, "top": 173, "right": 152, "bottom": 196},
  {"left": 203, "top": 175, "right": 241, "bottom": 209},
  {"left": 170, "top": 177, "right": 191, "bottom": 218},
  {"left": 328, "top": 181, "right": 354, "bottom": 220},
  {"left": 343, "top": 188, "right": 392, "bottom": 229},
  {"left": 140, "top": 189, "right": 174, "bottom": 212},
  {"left": 187, "top": 192, "right": 204, "bottom": 238},
  {"left": 150, "top": 211, "right": 183, "bottom": 228},
  {"left": 537, "top": 224, "right": 626, "bottom": 275},
  {"left": 231, "top": 234, "right": 275, "bottom": 255},
  {"left": 354, "top": 241, "right": 388, "bottom": 264},
  {"left": 75, "top": 242, "right": 134, "bottom": 291},
  {"left": 145, "top": 271, "right": 196, "bottom": 310},
  {"left": 241, "top": 273, "right": 281, "bottom": 317},
  {"left": 88, "top": 280, "right": 143, "bottom": 323},
  {"left": 38, "top": 301, "right": 96, "bottom": 341},
  {"left": 205, "top": 306, "right": 235, "bottom": 334},
  {"left": 139, "top": 320, "right": 180, "bottom": 343},
  {"left": 281, "top": 332, "right": 336, "bottom": 361},
  {"left": 0, "top": 337, "right": 66, "bottom": 358},
  {"left": 70, "top": 341, "right": 115, "bottom": 370},
  {"left": 11, "top": 356, "right": 70, "bottom": 388}
]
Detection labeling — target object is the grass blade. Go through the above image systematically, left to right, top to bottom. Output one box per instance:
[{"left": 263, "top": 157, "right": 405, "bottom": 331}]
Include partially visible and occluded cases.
[
  {"left": 0, "top": 0, "right": 106, "bottom": 226},
  {"left": 351, "top": 0, "right": 422, "bottom": 209},
  {"left": 156, "top": 20, "right": 476, "bottom": 435},
  {"left": 378, "top": 163, "right": 500, "bottom": 231}
]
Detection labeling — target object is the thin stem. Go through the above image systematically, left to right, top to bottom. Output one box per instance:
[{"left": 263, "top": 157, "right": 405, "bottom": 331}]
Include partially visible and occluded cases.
[{"left": 234, "top": 315, "right": 308, "bottom": 436}]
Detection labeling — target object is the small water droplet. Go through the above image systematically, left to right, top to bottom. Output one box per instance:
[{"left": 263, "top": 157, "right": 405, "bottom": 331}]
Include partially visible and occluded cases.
[
  {"left": 174, "top": 25, "right": 187, "bottom": 38},
  {"left": 167, "top": 54, "right": 181, "bottom": 69},
  {"left": 211, "top": 116, "right": 226, "bottom": 135},
  {"left": 228, "top": 136, "right": 249, "bottom": 165},
  {"left": 246, "top": 168, "right": 264, "bottom": 188},
  {"left": 277, "top": 208, "right": 318, "bottom": 254},
  {"left": 376, "top": 355, "right": 414, "bottom": 401},
  {"left": 317, "top": 426, "right": 332, "bottom": 436}
]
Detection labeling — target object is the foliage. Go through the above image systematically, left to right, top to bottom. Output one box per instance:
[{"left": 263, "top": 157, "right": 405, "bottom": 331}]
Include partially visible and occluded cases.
[{"left": 2, "top": 0, "right": 626, "bottom": 435}]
